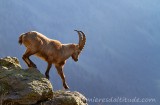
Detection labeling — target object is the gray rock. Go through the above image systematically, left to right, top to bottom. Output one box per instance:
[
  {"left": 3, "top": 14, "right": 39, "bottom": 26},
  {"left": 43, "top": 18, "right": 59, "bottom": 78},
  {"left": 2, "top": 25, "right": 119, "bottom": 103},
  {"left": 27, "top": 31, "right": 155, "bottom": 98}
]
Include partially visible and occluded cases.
[
  {"left": 0, "top": 56, "right": 53, "bottom": 105},
  {"left": 0, "top": 56, "right": 21, "bottom": 69},
  {"left": 38, "top": 90, "right": 88, "bottom": 105}
]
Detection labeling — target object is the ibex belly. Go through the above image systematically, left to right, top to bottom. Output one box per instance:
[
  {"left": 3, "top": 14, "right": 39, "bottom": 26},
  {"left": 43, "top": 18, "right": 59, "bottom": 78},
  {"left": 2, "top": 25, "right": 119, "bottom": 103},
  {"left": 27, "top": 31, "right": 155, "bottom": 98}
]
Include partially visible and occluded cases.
[
  {"left": 35, "top": 50, "right": 58, "bottom": 64},
  {"left": 35, "top": 52, "right": 48, "bottom": 61}
]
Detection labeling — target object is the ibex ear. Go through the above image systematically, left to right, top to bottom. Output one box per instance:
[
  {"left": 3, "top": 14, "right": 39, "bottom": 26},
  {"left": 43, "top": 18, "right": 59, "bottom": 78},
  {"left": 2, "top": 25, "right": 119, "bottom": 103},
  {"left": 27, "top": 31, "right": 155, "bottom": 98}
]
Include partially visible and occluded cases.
[{"left": 76, "top": 45, "right": 81, "bottom": 51}]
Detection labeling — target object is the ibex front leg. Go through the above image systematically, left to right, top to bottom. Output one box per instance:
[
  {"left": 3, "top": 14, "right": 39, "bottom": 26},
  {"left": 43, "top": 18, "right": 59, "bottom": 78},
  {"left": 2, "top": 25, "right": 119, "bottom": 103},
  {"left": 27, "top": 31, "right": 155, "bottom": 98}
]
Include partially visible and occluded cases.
[
  {"left": 22, "top": 49, "right": 37, "bottom": 68},
  {"left": 55, "top": 65, "right": 69, "bottom": 89}
]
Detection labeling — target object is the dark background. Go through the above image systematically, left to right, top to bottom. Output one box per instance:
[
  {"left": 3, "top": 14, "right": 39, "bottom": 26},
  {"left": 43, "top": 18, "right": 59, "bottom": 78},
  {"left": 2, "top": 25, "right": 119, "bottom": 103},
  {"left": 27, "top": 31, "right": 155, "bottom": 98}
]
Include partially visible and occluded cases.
[{"left": 0, "top": 0, "right": 160, "bottom": 105}]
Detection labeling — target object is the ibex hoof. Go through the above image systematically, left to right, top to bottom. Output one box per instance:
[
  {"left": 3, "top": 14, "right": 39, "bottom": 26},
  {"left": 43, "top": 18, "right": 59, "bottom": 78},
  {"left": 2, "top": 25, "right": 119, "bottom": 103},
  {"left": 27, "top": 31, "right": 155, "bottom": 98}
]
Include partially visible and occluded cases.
[
  {"left": 29, "top": 63, "right": 37, "bottom": 68},
  {"left": 32, "top": 64, "right": 37, "bottom": 68},
  {"left": 45, "top": 74, "right": 50, "bottom": 80},
  {"left": 63, "top": 83, "right": 69, "bottom": 89}
]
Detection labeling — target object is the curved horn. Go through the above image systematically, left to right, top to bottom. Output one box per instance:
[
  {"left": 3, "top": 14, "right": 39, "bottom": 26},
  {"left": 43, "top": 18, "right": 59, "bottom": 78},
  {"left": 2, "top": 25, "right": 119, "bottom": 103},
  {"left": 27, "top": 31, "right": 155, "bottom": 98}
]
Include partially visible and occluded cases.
[
  {"left": 74, "top": 30, "right": 86, "bottom": 51},
  {"left": 74, "top": 30, "right": 82, "bottom": 46},
  {"left": 79, "top": 31, "right": 86, "bottom": 50}
]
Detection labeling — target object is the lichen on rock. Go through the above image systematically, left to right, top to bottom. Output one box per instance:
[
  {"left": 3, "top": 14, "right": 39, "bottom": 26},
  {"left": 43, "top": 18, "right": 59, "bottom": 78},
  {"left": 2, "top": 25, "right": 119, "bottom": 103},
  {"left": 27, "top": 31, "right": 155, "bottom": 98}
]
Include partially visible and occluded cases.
[{"left": 0, "top": 56, "right": 21, "bottom": 69}]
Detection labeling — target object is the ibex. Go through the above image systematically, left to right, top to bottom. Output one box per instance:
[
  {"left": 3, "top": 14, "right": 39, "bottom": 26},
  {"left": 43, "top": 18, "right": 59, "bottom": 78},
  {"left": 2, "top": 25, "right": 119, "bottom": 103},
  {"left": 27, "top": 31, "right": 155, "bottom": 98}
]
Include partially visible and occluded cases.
[{"left": 19, "top": 30, "right": 86, "bottom": 89}]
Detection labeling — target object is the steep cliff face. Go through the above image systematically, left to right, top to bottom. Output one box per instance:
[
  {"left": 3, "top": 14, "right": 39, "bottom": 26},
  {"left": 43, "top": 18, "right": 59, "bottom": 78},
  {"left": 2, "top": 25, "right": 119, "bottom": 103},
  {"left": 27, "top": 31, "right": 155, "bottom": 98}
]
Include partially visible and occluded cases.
[{"left": 0, "top": 56, "right": 88, "bottom": 105}]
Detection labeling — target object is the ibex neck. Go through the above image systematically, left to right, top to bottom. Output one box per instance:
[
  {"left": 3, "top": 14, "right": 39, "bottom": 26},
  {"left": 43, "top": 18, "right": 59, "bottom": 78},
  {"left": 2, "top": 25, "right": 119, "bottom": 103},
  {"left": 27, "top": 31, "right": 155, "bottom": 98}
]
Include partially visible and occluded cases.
[{"left": 61, "top": 44, "right": 75, "bottom": 60}]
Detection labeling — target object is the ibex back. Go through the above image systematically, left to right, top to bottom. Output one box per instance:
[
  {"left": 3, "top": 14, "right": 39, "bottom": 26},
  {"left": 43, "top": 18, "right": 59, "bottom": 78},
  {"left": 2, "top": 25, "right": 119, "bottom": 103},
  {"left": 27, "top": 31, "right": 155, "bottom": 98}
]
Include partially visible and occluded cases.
[{"left": 19, "top": 30, "right": 86, "bottom": 89}]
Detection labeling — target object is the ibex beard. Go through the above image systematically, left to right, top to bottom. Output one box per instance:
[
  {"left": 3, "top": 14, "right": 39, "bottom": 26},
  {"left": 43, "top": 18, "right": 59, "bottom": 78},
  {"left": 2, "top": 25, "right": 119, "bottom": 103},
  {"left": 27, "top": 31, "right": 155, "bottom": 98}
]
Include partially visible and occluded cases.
[{"left": 18, "top": 30, "right": 86, "bottom": 89}]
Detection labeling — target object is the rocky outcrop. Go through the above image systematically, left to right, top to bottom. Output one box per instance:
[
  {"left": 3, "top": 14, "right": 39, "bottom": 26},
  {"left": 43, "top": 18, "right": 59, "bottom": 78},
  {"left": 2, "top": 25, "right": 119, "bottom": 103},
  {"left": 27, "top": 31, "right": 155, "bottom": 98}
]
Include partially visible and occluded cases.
[
  {"left": 0, "top": 56, "right": 88, "bottom": 105},
  {"left": 0, "top": 56, "right": 53, "bottom": 105},
  {"left": 38, "top": 90, "right": 87, "bottom": 105}
]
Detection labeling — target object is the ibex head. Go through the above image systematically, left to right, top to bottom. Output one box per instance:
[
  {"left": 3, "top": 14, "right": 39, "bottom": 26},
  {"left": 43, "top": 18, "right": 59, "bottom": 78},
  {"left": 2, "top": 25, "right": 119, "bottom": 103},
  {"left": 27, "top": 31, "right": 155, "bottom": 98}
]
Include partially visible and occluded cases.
[{"left": 72, "top": 30, "right": 86, "bottom": 62}]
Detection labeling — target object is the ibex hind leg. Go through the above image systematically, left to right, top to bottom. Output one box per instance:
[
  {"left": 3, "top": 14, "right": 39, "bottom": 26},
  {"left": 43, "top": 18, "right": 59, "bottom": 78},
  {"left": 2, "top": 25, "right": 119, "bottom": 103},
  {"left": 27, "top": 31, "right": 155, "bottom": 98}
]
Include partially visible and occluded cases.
[
  {"left": 22, "top": 49, "right": 37, "bottom": 68},
  {"left": 45, "top": 63, "right": 52, "bottom": 80}
]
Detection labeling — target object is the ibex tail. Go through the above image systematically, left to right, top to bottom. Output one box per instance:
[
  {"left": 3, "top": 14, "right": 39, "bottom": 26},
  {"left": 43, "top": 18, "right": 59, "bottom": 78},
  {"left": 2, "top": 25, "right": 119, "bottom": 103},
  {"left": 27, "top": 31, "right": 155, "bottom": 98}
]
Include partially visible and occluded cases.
[{"left": 18, "top": 34, "right": 24, "bottom": 45}]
